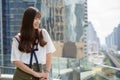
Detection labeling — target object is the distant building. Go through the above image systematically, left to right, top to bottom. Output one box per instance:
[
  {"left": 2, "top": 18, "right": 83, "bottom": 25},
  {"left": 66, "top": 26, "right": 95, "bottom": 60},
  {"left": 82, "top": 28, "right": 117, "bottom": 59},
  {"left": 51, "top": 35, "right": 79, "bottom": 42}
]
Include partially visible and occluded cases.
[
  {"left": 0, "top": 0, "right": 3, "bottom": 65},
  {"left": 41, "top": 0, "right": 65, "bottom": 41},
  {"left": 83, "top": 0, "right": 88, "bottom": 56},
  {"left": 64, "top": 1, "right": 85, "bottom": 42},
  {"left": 87, "top": 22, "right": 100, "bottom": 54},
  {"left": 106, "top": 24, "right": 120, "bottom": 51}
]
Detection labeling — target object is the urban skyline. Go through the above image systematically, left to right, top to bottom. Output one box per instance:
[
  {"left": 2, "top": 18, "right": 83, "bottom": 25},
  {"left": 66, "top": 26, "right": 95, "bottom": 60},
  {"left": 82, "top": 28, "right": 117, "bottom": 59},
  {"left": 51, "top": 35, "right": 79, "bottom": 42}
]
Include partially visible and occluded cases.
[
  {"left": 1, "top": 0, "right": 120, "bottom": 80},
  {"left": 88, "top": 0, "right": 120, "bottom": 45}
]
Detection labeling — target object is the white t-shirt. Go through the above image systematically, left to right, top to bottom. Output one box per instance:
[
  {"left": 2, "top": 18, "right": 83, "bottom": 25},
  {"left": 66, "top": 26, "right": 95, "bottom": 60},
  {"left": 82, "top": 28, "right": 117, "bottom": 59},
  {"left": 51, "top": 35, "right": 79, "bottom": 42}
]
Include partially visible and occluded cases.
[{"left": 11, "top": 29, "right": 56, "bottom": 64}]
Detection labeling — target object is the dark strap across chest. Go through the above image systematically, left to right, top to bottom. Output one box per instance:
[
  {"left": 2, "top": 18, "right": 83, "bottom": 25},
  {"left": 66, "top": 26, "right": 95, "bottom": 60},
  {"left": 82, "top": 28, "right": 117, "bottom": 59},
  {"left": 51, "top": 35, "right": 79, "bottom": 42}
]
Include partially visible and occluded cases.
[{"left": 29, "top": 40, "right": 40, "bottom": 72}]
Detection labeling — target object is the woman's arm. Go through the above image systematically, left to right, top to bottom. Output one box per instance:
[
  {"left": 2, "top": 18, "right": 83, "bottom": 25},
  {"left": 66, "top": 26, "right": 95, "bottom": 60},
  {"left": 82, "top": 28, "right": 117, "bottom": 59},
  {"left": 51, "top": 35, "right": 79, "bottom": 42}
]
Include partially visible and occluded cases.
[
  {"left": 43, "top": 53, "right": 52, "bottom": 80},
  {"left": 46, "top": 53, "right": 52, "bottom": 73},
  {"left": 12, "top": 61, "right": 44, "bottom": 78}
]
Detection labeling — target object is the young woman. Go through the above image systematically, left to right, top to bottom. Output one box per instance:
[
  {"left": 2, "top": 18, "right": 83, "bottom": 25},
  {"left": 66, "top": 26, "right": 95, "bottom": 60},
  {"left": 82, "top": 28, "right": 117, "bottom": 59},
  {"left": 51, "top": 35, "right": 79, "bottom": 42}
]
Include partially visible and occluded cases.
[{"left": 11, "top": 7, "right": 56, "bottom": 80}]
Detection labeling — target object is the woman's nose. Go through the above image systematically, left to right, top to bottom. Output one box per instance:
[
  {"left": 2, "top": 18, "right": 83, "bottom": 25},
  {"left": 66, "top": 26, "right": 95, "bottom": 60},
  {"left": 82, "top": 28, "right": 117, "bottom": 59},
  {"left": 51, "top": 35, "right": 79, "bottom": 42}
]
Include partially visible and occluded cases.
[{"left": 37, "top": 19, "right": 40, "bottom": 22}]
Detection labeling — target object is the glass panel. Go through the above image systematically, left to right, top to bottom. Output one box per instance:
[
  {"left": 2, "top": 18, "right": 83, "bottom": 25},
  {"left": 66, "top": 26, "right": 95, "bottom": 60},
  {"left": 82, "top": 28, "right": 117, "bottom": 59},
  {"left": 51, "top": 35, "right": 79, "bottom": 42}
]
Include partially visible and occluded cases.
[{"left": 51, "top": 57, "right": 120, "bottom": 80}]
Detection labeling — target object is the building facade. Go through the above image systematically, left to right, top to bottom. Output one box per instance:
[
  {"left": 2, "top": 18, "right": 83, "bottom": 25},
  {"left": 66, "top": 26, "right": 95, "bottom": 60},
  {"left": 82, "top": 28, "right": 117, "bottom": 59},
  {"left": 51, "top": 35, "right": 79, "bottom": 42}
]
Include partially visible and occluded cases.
[
  {"left": 0, "top": 0, "right": 3, "bottom": 66},
  {"left": 1, "top": 0, "right": 36, "bottom": 67},
  {"left": 40, "top": 0, "right": 65, "bottom": 41},
  {"left": 87, "top": 22, "right": 100, "bottom": 54},
  {"left": 106, "top": 24, "right": 120, "bottom": 51}
]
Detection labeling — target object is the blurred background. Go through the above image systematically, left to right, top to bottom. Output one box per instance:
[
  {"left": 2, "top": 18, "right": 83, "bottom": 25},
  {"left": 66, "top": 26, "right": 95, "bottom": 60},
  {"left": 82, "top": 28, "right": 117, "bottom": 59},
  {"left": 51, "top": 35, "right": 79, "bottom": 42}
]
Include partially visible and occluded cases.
[{"left": 0, "top": 0, "right": 120, "bottom": 80}]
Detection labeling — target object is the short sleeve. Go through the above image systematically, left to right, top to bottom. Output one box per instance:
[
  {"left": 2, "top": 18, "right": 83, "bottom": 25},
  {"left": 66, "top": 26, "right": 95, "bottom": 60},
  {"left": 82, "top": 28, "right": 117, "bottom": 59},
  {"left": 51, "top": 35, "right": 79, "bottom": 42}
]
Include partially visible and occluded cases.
[
  {"left": 42, "top": 29, "right": 56, "bottom": 54},
  {"left": 11, "top": 38, "right": 22, "bottom": 62}
]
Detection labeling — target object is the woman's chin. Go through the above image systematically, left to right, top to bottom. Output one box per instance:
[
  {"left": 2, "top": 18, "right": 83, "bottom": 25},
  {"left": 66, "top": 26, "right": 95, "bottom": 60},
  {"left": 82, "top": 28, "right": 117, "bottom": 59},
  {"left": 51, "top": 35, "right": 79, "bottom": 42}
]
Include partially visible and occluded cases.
[{"left": 34, "top": 27, "right": 39, "bottom": 29}]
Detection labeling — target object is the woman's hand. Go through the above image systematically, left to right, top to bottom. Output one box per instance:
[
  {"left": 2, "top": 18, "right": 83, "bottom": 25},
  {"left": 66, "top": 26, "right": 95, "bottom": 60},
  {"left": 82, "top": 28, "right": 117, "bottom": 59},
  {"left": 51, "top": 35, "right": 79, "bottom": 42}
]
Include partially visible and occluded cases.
[
  {"left": 33, "top": 72, "right": 49, "bottom": 80},
  {"left": 41, "top": 72, "right": 49, "bottom": 80},
  {"left": 44, "top": 72, "right": 49, "bottom": 79}
]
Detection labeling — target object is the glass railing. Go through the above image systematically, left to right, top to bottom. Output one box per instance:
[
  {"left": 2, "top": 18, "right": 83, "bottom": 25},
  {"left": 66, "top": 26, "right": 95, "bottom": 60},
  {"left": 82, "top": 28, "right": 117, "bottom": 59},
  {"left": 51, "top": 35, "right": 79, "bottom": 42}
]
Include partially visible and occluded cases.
[
  {"left": 0, "top": 57, "right": 120, "bottom": 80},
  {"left": 51, "top": 57, "right": 120, "bottom": 80}
]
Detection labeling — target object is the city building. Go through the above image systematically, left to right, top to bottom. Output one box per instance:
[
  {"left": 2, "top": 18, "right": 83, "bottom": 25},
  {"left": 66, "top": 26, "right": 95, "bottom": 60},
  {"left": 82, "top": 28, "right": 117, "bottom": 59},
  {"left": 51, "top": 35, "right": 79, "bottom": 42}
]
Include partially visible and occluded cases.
[
  {"left": 0, "top": 0, "right": 3, "bottom": 66},
  {"left": 1, "top": 0, "right": 36, "bottom": 67},
  {"left": 40, "top": 0, "right": 65, "bottom": 41},
  {"left": 83, "top": 0, "right": 88, "bottom": 56},
  {"left": 87, "top": 22, "right": 100, "bottom": 54},
  {"left": 106, "top": 24, "right": 120, "bottom": 51}
]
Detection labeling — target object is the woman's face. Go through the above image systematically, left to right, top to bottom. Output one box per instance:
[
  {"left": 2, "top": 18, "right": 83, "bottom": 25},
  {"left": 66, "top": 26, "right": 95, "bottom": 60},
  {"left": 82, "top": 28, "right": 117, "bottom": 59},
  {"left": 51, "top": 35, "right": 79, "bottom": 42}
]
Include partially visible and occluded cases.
[{"left": 33, "top": 15, "right": 40, "bottom": 29}]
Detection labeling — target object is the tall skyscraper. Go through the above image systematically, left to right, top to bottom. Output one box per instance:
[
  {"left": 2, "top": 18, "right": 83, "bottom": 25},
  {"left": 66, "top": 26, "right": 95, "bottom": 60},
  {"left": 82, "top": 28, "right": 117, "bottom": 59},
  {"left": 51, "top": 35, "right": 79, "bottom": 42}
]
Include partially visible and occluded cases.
[
  {"left": 0, "top": 0, "right": 3, "bottom": 66},
  {"left": 1, "top": 0, "right": 36, "bottom": 67},
  {"left": 40, "top": 0, "right": 65, "bottom": 41},
  {"left": 64, "top": 0, "right": 88, "bottom": 43},
  {"left": 83, "top": 0, "right": 88, "bottom": 55},
  {"left": 87, "top": 22, "right": 100, "bottom": 54},
  {"left": 106, "top": 24, "right": 120, "bottom": 51}
]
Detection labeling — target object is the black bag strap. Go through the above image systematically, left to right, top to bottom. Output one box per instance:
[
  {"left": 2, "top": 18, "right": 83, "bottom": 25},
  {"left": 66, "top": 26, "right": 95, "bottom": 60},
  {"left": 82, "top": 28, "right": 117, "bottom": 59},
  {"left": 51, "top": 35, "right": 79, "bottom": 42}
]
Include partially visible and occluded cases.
[{"left": 29, "top": 40, "right": 40, "bottom": 72}]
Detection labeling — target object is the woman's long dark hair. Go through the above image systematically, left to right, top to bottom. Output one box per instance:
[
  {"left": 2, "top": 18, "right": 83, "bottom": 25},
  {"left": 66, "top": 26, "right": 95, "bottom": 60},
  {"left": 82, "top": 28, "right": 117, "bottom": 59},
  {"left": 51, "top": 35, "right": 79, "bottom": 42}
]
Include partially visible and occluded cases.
[{"left": 19, "top": 7, "right": 47, "bottom": 53}]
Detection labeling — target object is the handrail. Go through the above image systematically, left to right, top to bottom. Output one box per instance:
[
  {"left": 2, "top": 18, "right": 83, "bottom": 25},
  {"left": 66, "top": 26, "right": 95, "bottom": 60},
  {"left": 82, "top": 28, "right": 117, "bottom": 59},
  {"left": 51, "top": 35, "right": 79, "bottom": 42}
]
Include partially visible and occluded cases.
[
  {"left": 0, "top": 62, "right": 120, "bottom": 80},
  {"left": 93, "top": 63, "right": 120, "bottom": 71},
  {"left": 0, "top": 66, "right": 16, "bottom": 69},
  {"left": 0, "top": 66, "right": 15, "bottom": 78},
  {"left": 0, "top": 66, "right": 15, "bottom": 80}
]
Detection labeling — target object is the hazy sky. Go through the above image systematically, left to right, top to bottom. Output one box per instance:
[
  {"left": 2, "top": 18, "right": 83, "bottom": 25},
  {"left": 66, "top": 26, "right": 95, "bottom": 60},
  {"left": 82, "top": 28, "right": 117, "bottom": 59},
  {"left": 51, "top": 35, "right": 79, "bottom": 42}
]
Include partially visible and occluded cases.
[{"left": 88, "top": 0, "right": 120, "bottom": 44}]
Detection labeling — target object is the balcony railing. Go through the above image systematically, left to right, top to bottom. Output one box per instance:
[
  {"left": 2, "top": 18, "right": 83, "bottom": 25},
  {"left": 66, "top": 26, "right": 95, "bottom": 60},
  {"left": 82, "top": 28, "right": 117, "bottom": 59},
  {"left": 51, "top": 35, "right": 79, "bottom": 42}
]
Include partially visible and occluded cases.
[
  {"left": 0, "top": 57, "right": 120, "bottom": 80},
  {"left": 0, "top": 66, "right": 15, "bottom": 80}
]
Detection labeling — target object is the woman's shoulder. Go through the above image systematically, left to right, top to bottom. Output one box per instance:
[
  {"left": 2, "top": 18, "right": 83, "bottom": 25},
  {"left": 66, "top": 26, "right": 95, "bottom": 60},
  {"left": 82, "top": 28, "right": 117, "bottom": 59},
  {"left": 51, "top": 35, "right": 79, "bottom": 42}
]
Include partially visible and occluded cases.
[
  {"left": 38, "top": 28, "right": 48, "bottom": 34},
  {"left": 41, "top": 28, "right": 47, "bottom": 32},
  {"left": 12, "top": 33, "right": 20, "bottom": 42},
  {"left": 14, "top": 33, "right": 20, "bottom": 38}
]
